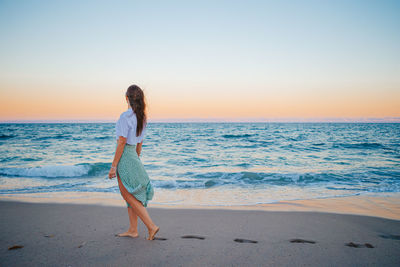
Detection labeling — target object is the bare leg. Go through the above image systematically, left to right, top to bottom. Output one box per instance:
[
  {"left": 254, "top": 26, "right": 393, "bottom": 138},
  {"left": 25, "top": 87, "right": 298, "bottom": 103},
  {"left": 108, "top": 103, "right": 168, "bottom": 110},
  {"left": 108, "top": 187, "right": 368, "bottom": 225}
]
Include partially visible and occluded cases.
[
  {"left": 117, "top": 172, "right": 159, "bottom": 240},
  {"left": 117, "top": 207, "right": 139, "bottom": 238},
  {"left": 127, "top": 207, "right": 138, "bottom": 231}
]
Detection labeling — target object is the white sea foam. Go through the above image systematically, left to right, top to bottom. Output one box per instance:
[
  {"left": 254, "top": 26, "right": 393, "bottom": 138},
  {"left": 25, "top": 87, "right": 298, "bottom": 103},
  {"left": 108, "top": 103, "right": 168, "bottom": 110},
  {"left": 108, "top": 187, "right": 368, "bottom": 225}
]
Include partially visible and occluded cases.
[
  {"left": 0, "top": 165, "right": 90, "bottom": 178},
  {"left": 152, "top": 179, "right": 178, "bottom": 189}
]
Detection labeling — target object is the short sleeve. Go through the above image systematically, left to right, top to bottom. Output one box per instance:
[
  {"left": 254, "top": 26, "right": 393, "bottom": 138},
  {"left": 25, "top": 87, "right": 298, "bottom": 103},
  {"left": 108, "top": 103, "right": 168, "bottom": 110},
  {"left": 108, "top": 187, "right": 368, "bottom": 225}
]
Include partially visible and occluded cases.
[{"left": 116, "top": 115, "right": 130, "bottom": 138}]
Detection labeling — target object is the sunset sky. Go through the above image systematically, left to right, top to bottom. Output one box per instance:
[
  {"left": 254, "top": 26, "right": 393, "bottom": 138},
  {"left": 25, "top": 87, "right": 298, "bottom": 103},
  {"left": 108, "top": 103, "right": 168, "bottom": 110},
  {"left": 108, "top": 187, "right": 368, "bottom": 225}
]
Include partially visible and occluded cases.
[{"left": 0, "top": 0, "right": 399, "bottom": 122}]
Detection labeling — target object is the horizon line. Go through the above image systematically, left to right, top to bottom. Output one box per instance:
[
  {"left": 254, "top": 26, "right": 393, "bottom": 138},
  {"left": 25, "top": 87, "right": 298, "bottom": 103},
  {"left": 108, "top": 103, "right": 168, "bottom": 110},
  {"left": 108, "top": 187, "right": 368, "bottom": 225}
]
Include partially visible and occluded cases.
[{"left": 1, "top": 116, "right": 399, "bottom": 123}]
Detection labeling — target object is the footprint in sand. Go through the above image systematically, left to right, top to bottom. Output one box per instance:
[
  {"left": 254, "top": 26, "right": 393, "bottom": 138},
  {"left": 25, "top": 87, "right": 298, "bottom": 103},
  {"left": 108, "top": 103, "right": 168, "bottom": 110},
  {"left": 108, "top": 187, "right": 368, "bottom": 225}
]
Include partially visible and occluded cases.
[
  {"left": 379, "top": 234, "right": 400, "bottom": 240},
  {"left": 181, "top": 235, "right": 205, "bottom": 240},
  {"left": 153, "top": 237, "right": 168, "bottom": 241},
  {"left": 234, "top": 238, "right": 258, "bottom": 244},
  {"left": 289, "top": 238, "right": 316, "bottom": 244},
  {"left": 77, "top": 241, "right": 87, "bottom": 248},
  {"left": 345, "top": 242, "right": 374, "bottom": 248},
  {"left": 8, "top": 245, "right": 24, "bottom": 250}
]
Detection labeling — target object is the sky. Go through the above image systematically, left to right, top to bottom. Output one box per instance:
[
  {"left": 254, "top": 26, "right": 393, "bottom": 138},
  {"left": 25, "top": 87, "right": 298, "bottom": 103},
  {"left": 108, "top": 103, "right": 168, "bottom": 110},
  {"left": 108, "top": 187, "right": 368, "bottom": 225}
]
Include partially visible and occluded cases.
[{"left": 0, "top": 0, "right": 399, "bottom": 122}]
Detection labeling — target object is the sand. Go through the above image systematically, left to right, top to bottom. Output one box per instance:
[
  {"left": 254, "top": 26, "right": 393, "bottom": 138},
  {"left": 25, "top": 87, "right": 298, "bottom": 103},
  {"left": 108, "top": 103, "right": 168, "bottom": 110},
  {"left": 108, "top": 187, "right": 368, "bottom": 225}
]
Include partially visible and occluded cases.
[
  {"left": 1, "top": 191, "right": 400, "bottom": 220},
  {"left": 1, "top": 200, "right": 399, "bottom": 266}
]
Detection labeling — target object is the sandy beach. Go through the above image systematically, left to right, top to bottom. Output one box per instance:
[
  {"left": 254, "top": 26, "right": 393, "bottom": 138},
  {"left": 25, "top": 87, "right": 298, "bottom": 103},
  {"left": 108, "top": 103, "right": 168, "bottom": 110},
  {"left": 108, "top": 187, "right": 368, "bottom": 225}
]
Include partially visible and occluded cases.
[
  {"left": 1, "top": 0, "right": 399, "bottom": 265},
  {"left": 1, "top": 200, "right": 399, "bottom": 266}
]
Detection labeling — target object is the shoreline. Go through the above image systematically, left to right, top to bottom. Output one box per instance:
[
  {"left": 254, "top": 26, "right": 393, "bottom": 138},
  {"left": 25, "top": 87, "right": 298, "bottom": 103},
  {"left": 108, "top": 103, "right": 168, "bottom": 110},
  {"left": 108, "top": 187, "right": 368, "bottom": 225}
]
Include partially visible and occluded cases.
[
  {"left": 1, "top": 191, "right": 399, "bottom": 220},
  {"left": 1, "top": 200, "right": 399, "bottom": 266}
]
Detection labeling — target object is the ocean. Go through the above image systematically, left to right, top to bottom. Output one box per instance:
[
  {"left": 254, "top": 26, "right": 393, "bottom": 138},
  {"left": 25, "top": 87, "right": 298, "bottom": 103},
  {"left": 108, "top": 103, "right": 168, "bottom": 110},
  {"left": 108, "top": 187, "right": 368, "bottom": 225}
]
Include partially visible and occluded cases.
[{"left": 0, "top": 122, "right": 399, "bottom": 206}]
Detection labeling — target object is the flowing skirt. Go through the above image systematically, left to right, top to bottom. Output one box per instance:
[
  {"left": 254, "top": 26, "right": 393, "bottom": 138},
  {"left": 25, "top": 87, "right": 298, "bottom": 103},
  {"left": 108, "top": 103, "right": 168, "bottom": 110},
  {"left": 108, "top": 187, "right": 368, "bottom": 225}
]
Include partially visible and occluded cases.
[{"left": 116, "top": 143, "right": 154, "bottom": 207}]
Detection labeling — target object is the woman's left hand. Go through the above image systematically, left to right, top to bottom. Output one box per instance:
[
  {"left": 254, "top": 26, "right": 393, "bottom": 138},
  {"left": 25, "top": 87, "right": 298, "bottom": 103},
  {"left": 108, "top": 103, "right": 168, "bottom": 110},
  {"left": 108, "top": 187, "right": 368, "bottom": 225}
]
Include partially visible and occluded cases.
[{"left": 108, "top": 168, "right": 116, "bottom": 179}]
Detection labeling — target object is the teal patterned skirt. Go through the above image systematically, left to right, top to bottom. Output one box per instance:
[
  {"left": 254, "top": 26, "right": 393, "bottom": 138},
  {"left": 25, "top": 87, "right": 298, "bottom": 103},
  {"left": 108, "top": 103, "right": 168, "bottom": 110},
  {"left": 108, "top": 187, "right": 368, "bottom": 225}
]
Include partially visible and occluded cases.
[{"left": 116, "top": 143, "right": 154, "bottom": 208}]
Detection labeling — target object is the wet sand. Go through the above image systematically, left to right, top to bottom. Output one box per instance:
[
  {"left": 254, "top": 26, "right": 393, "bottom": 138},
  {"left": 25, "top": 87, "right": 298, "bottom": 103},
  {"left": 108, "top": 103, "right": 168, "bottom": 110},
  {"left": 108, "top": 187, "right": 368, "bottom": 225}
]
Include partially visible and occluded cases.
[
  {"left": 1, "top": 191, "right": 400, "bottom": 220},
  {"left": 1, "top": 200, "right": 400, "bottom": 266}
]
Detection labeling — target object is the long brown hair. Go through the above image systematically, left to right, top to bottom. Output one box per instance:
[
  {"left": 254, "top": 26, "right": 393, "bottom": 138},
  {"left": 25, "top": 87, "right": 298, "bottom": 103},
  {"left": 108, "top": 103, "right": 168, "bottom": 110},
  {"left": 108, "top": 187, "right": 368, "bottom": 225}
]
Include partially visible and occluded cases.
[{"left": 126, "top": 85, "right": 147, "bottom": 137}]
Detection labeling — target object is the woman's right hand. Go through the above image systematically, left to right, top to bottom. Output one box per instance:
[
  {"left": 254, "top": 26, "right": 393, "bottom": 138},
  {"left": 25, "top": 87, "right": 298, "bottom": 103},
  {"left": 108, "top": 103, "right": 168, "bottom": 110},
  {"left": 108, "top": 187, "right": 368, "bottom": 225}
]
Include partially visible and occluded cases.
[{"left": 108, "top": 167, "right": 116, "bottom": 179}]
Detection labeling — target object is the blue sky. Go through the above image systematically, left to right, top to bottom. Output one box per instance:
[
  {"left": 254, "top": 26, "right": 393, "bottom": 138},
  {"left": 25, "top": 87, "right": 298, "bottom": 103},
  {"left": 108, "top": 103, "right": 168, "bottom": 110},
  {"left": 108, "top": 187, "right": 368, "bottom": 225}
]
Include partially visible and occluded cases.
[{"left": 0, "top": 0, "right": 399, "bottom": 122}]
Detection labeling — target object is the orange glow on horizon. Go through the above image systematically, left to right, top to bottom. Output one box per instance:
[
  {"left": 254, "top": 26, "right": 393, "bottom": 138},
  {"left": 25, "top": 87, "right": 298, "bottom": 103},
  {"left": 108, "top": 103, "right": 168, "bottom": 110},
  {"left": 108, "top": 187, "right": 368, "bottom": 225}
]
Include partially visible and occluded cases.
[{"left": 0, "top": 83, "right": 399, "bottom": 122}]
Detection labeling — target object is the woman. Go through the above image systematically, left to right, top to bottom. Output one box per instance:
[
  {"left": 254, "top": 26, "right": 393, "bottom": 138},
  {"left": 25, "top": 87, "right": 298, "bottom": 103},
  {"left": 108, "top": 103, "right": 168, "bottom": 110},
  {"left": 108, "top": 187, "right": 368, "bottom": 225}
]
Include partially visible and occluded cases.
[{"left": 108, "top": 84, "right": 159, "bottom": 241}]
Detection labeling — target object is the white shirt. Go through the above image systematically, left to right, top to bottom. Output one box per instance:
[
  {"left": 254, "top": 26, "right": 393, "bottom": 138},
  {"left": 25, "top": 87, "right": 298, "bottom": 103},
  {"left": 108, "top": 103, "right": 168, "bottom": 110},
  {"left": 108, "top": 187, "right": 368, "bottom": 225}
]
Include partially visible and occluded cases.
[{"left": 115, "top": 107, "right": 147, "bottom": 145}]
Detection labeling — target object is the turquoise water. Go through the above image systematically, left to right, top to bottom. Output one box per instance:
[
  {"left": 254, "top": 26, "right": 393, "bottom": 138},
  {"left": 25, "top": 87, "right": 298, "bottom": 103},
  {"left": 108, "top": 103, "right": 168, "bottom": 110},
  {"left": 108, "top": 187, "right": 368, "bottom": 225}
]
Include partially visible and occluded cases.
[{"left": 0, "top": 123, "right": 399, "bottom": 205}]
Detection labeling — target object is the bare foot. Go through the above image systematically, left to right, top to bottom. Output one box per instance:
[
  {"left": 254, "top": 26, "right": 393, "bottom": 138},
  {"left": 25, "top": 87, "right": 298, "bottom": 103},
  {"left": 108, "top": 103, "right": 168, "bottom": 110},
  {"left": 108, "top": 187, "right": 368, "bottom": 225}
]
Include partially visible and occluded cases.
[
  {"left": 147, "top": 226, "right": 160, "bottom": 240},
  {"left": 116, "top": 231, "right": 139, "bottom": 238}
]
